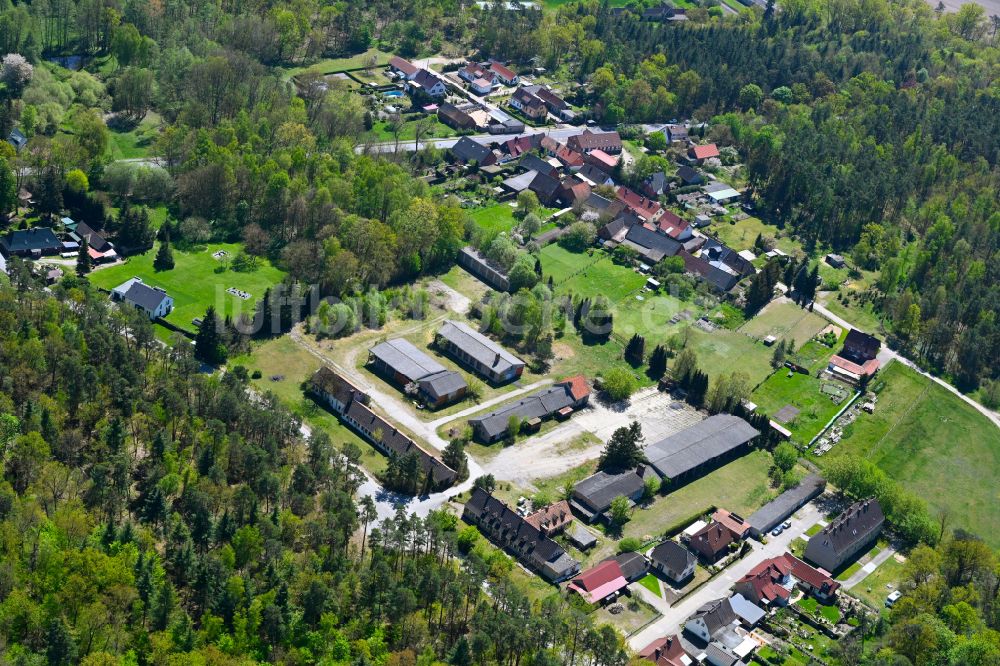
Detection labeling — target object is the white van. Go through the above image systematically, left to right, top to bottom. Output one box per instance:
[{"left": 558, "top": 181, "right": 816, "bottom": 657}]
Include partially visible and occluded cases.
[{"left": 885, "top": 590, "right": 902, "bottom": 607}]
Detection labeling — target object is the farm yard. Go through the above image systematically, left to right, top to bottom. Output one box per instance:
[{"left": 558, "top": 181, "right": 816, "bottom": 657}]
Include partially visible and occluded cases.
[
  {"left": 89, "top": 243, "right": 286, "bottom": 335},
  {"left": 819, "top": 361, "right": 1000, "bottom": 548},
  {"left": 752, "top": 371, "right": 852, "bottom": 444}
]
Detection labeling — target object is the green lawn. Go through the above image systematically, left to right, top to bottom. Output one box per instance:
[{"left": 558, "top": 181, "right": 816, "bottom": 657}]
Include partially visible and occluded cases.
[
  {"left": 286, "top": 48, "right": 392, "bottom": 77},
  {"left": 107, "top": 112, "right": 162, "bottom": 160},
  {"left": 365, "top": 116, "right": 459, "bottom": 143},
  {"left": 469, "top": 205, "right": 559, "bottom": 237},
  {"left": 710, "top": 216, "right": 801, "bottom": 256},
  {"left": 89, "top": 243, "right": 285, "bottom": 334},
  {"left": 539, "top": 244, "right": 600, "bottom": 285},
  {"left": 543, "top": 247, "right": 647, "bottom": 303},
  {"left": 613, "top": 293, "right": 701, "bottom": 348},
  {"left": 740, "top": 300, "right": 828, "bottom": 347},
  {"left": 686, "top": 327, "right": 775, "bottom": 387},
  {"left": 791, "top": 338, "right": 840, "bottom": 375},
  {"left": 819, "top": 361, "right": 1000, "bottom": 548},
  {"left": 752, "top": 371, "right": 849, "bottom": 444},
  {"left": 588, "top": 450, "right": 775, "bottom": 563},
  {"left": 805, "top": 522, "right": 824, "bottom": 536},
  {"left": 852, "top": 555, "right": 906, "bottom": 609},
  {"left": 834, "top": 561, "right": 863, "bottom": 582},
  {"left": 638, "top": 573, "right": 662, "bottom": 597},
  {"left": 797, "top": 596, "right": 841, "bottom": 623}
]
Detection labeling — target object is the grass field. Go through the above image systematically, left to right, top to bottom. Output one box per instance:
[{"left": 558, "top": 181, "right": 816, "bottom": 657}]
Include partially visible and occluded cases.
[
  {"left": 286, "top": 48, "right": 392, "bottom": 77},
  {"left": 107, "top": 113, "right": 162, "bottom": 160},
  {"left": 366, "top": 117, "right": 459, "bottom": 143},
  {"left": 469, "top": 205, "right": 559, "bottom": 237},
  {"left": 709, "top": 216, "right": 800, "bottom": 255},
  {"left": 89, "top": 243, "right": 285, "bottom": 333},
  {"left": 542, "top": 245, "right": 647, "bottom": 302},
  {"left": 740, "top": 300, "right": 828, "bottom": 347},
  {"left": 686, "top": 328, "right": 775, "bottom": 387},
  {"left": 229, "top": 337, "right": 390, "bottom": 475},
  {"left": 792, "top": 338, "right": 841, "bottom": 375},
  {"left": 819, "top": 361, "right": 1000, "bottom": 547},
  {"left": 752, "top": 371, "right": 849, "bottom": 444},
  {"left": 587, "top": 450, "right": 775, "bottom": 563},
  {"left": 852, "top": 554, "right": 906, "bottom": 609},
  {"left": 797, "top": 596, "right": 841, "bottom": 623}
]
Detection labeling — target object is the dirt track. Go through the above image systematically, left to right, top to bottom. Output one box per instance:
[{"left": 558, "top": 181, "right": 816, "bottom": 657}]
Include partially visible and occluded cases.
[{"left": 929, "top": 0, "right": 1000, "bottom": 15}]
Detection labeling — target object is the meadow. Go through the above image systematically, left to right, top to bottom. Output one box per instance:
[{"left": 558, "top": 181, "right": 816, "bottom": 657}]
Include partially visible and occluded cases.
[{"left": 752, "top": 371, "right": 849, "bottom": 444}]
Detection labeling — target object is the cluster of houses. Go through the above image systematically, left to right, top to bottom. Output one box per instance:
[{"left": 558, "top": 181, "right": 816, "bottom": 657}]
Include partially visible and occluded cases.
[{"left": 0, "top": 218, "right": 118, "bottom": 266}]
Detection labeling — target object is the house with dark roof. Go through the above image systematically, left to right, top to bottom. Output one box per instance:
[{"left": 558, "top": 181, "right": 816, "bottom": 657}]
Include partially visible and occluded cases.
[
  {"left": 389, "top": 56, "right": 420, "bottom": 80},
  {"left": 406, "top": 68, "right": 447, "bottom": 97},
  {"left": 510, "top": 86, "right": 548, "bottom": 119},
  {"left": 438, "top": 103, "right": 477, "bottom": 130},
  {"left": 662, "top": 124, "right": 689, "bottom": 144},
  {"left": 7, "top": 128, "right": 27, "bottom": 151},
  {"left": 568, "top": 129, "right": 622, "bottom": 154},
  {"left": 450, "top": 136, "right": 497, "bottom": 165},
  {"left": 518, "top": 153, "right": 559, "bottom": 178},
  {"left": 577, "top": 164, "right": 615, "bottom": 187},
  {"left": 676, "top": 165, "right": 703, "bottom": 186},
  {"left": 528, "top": 171, "right": 562, "bottom": 206},
  {"left": 642, "top": 171, "right": 669, "bottom": 199},
  {"left": 559, "top": 177, "right": 591, "bottom": 206},
  {"left": 598, "top": 217, "right": 629, "bottom": 244},
  {"left": 76, "top": 222, "right": 117, "bottom": 262},
  {"left": 623, "top": 224, "right": 682, "bottom": 264},
  {"left": 1, "top": 228, "right": 62, "bottom": 257},
  {"left": 702, "top": 239, "right": 755, "bottom": 278},
  {"left": 458, "top": 246, "right": 511, "bottom": 291},
  {"left": 677, "top": 250, "right": 741, "bottom": 292},
  {"left": 111, "top": 277, "right": 173, "bottom": 319},
  {"left": 435, "top": 320, "right": 525, "bottom": 384},
  {"left": 828, "top": 329, "right": 881, "bottom": 383},
  {"left": 368, "top": 338, "right": 468, "bottom": 408},
  {"left": 309, "top": 367, "right": 458, "bottom": 490},
  {"left": 468, "top": 376, "right": 589, "bottom": 442},
  {"left": 645, "top": 415, "right": 760, "bottom": 483},
  {"left": 570, "top": 469, "right": 646, "bottom": 523},
  {"left": 747, "top": 474, "right": 826, "bottom": 538},
  {"left": 463, "top": 487, "right": 579, "bottom": 582},
  {"left": 805, "top": 498, "right": 884, "bottom": 572},
  {"left": 525, "top": 500, "right": 573, "bottom": 536},
  {"left": 688, "top": 521, "right": 734, "bottom": 563},
  {"left": 650, "top": 540, "right": 697, "bottom": 584},
  {"left": 613, "top": 551, "right": 650, "bottom": 582},
  {"left": 735, "top": 553, "right": 841, "bottom": 606},
  {"left": 569, "top": 559, "right": 629, "bottom": 604},
  {"left": 729, "top": 593, "right": 766, "bottom": 628},
  {"left": 684, "top": 597, "right": 738, "bottom": 644},
  {"left": 638, "top": 635, "right": 691, "bottom": 666}
]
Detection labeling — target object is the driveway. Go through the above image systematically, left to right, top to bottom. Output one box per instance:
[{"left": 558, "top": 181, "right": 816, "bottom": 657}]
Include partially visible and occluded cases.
[
  {"left": 627, "top": 502, "right": 823, "bottom": 650},
  {"left": 843, "top": 546, "right": 898, "bottom": 589}
]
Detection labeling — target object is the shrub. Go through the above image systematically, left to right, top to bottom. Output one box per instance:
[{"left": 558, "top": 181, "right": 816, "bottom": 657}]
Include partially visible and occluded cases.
[{"left": 618, "top": 537, "right": 643, "bottom": 553}]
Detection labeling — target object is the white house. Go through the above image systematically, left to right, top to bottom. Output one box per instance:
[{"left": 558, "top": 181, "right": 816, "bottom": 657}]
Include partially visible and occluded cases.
[{"left": 112, "top": 277, "right": 174, "bottom": 319}]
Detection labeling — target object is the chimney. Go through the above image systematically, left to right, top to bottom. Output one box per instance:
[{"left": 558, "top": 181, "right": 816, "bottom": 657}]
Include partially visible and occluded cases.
[{"left": 493, "top": 352, "right": 500, "bottom": 366}]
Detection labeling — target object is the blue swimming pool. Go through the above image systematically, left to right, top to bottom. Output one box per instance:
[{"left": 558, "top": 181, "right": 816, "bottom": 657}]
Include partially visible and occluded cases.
[{"left": 383, "top": 90, "right": 404, "bottom": 98}]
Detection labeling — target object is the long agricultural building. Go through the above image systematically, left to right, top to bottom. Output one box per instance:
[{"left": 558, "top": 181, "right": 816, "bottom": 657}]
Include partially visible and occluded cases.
[
  {"left": 435, "top": 320, "right": 525, "bottom": 384},
  {"left": 368, "top": 338, "right": 468, "bottom": 408},
  {"left": 308, "top": 367, "right": 457, "bottom": 490},
  {"left": 468, "top": 375, "right": 590, "bottom": 442},
  {"left": 644, "top": 414, "right": 760, "bottom": 483}
]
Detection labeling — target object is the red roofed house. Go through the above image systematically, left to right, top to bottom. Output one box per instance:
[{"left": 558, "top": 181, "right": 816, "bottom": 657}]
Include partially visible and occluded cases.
[
  {"left": 389, "top": 56, "right": 420, "bottom": 80},
  {"left": 489, "top": 61, "right": 519, "bottom": 86},
  {"left": 459, "top": 62, "right": 500, "bottom": 87},
  {"left": 568, "top": 129, "right": 622, "bottom": 154},
  {"left": 502, "top": 134, "right": 541, "bottom": 160},
  {"left": 688, "top": 143, "right": 720, "bottom": 164},
  {"left": 556, "top": 144, "right": 585, "bottom": 169},
  {"left": 586, "top": 149, "right": 619, "bottom": 171},
  {"left": 616, "top": 186, "right": 664, "bottom": 222},
  {"left": 657, "top": 210, "right": 693, "bottom": 241},
  {"left": 828, "top": 329, "right": 881, "bottom": 384},
  {"left": 562, "top": 374, "right": 591, "bottom": 403},
  {"left": 526, "top": 500, "right": 573, "bottom": 536},
  {"left": 712, "top": 508, "right": 751, "bottom": 541},
  {"left": 688, "top": 520, "right": 734, "bottom": 563},
  {"left": 734, "top": 553, "right": 841, "bottom": 606},
  {"left": 568, "top": 559, "right": 629, "bottom": 604},
  {"left": 639, "top": 636, "right": 692, "bottom": 666}
]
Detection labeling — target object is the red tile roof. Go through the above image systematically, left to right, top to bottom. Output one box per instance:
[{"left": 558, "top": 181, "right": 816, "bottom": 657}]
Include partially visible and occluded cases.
[
  {"left": 390, "top": 56, "right": 419, "bottom": 76},
  {"left": 490, "top": 61, "right": 517, "bottom": 82},
  {"left": 690, "top": 143, "right": 720, "bottom": 160},
  {"left": 556, "top": 145, "right": 585, "bottom": 167},
  {"left": 588, "top": 149, "right": 618, "bottom": 169},
  {"left": 616, "top": 186, "right": 662, "bottom": 220},
  {"left": 657, "top": 211, "right": 691, "bottom": 239},
  {"left": 829, "top": 355, "right": 880, "bottom": 377},
  {"left": 561, "top": 375, "right": 590, "bottom": 402},
  {"left": 525, "top": 500, "right": 573, "bottom": 533},
  {"left": 712, "top": 508, "right": 751, "bottom": 539},
  {"left": 690, "top": 520, "right": 734, "bottom": 558},
  {"left": 739, "top": 553, "right": 840, "bottom": 603},
  {"left": 783, "top": 553, "right": 841, "bottom": 595},
  {"left": 568, "top": 560, "right": 628, "bottom": 603},
  {"left": 639, "top": 636, "right": 690, "bottom": 666}
]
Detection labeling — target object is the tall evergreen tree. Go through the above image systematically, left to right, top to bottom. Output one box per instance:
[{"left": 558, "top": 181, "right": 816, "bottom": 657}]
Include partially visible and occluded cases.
[
  {"left": 153, "top": 232, "right": 175, "bottom": 271},
  {"left": 76, "top": 241, "right": 91, "bottom": 276},
  {"left": 194, "top": 306, "right": 226, "bottom": 365},
  {"left": 624, "top": 333, "right": 645, "bottom": 365},
  {"left": 647, "top": 344, "right": 668, "bottom": 379}
]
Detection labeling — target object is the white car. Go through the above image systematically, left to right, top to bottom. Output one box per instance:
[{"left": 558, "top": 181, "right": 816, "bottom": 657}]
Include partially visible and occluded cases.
[
  {"left": 782, "top": 520, "right": 792, "bottom": 529},
  {"left": 886, "top": 590, "right": 902, "bottom": 607}
]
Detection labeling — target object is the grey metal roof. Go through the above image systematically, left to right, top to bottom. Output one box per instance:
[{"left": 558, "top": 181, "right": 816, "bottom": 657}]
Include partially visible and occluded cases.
[
  {"left": 451, "top": 136, "right": 492, "bottom": 163},
  {"left": 503, "top": 169, "right": 537, "bottom": 192},
  {"left": 624, "top": 225, "right": 682, "bottom": 260},
  {"left": 123, "top": 281, "right": 170, "bottom": 312},
  {"left": 437, "top": 320, "right": 524, "bottom": 375},
  {"left": 370, "top": 338, "right": 447, "bottom": 383},
  {"left": 418, "top": 370, "right": 468, "bottom": 400},
  {"left": 469, "top": 382, "right": 578, "bottom": 439},
  {"left": 645, "top": 414, "right": 760, "bottom": 480},
  {"left": 572, "top": 470, "right": 644, "bottom": 513},
  {"left": 747, "top": 474, "right": 826, "bottom": 533},
  {"left": 569, "top": 525, "right": 597, "bottom": 548},
  {"left": 728, "top": 593, "right": 765, "bottom": 627}
]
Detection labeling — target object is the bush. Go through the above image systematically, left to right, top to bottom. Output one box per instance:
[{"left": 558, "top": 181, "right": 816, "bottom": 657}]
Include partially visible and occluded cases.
[
  {"left": 602, "top": 367, "right": 638, "bottom": 402},
  {"left": 251, "top": 370, "right": 262, "bottom": 379},
  {"left": 456, "top": 525, "right": 480, "bottom": 554},
  {"left": 617, "top": 537, "right": 643, "bottom": 553}
]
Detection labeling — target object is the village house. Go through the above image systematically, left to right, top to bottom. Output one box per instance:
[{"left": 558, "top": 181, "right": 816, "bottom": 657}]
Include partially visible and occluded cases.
[
  {"left": 389, "top": 56, "right": 420, "bottom": 80},
  {"left": 488, "top": 60, "right": 519, "bottom": 86},
  {"left": 458, "top": 62, "right": 501, "bottom": 89},
  {"left": 406, "top": 68, "right": 447, "bottom": 98},
  {"left": 509, "top": 86, "right": 548, "bottom": 120},
  {"left": 662, "top": 123, "right": 689, "bottom": 144},
  {"left": 7, "top": 127, "right": 27, "bottom": 151},
  {"left": 568, "top": 128, "right": 622, "bottom": 154},
  {"left": 502, "top": 134, "right": 543, "bottom": 160},
  {"left": 450, "top": 136, "right": 498, "bottom": 166},
  {"left": 688, "top": 143, "right": 720, "bottom": 164},
  {"left": 555, "top": 144, "right": 585, "bottom": 170},
  {"left": 586, "top": 148, "right": 619, "bottom": 172},
  {"left": 517, "top": 153, "right": 559, "bottom": 178},
  {"left": 577, "top": 164, "right": 615, "bottom": 187},
  {"left": 676, "top": 165, "right": 703, "bottom": 186},
  {"left": 528, "top": 171, "right": 562, "bottom": 206},
  {"left": 642, "top": 171, "right": 669, "bottom": 199},
  {"left": 559, "top": 177, "right": 592, "bottom": 207},
  {"left": 616, "top": 186, "right": 663, "bottom": 221},
  {"left": 657, "top": 210, "right": 693, "bottom": 241},
  {"left": 76, "top": 222, "right": 118, "bottom": 263},
  {"left": 623, "top": 224, "right": 682, "bottom": 263},
  {"left": 0, "top": 228, "right": 62, "bottom": 258},
  {"left": 111, "top": 278, "right": 174, "bottom": 320},
  {"left": 435, "top": 320, "right": 525, "bottom": 384},
  {"left": 828, "top": 329, "right": 881, "bottom": 384},
  {"left": 367, "top": 338, "right": 468, "bottom": 408},
  {"left": 309, "top": 367, "right": 458, "bottom": 489},
  {"left": 468, "top": 375, "right": 590, "bottom": 442},
  {"left": 645, "top": 414, "right": 760, "bottom": 484},
  {"left": 570, "top": 468, "right": 647, "bottom": 523},
  {"left": 463, "top": 487, "right": 579, "bottom": 582},
  {"left": 804, "top": 498, "right": 884, "bottom": 572},
  {"left": 525, "top": 500, "right": 573, "bottom": 536},
  {"left": 712, "top": 508, "right": 751, "bottom": 541},
  {"left": 687, "top": 521, "right": 734, "bottom": 563},
  {"left": 650, "top": 540, "right": 697, "bottom": 584},
  {"left": 614, "top": 551, "right": 650, "bottom": 581},
  {"left": 734, "top": 553, "right": 841, "bottom": 607},
  {"left": 568, "top": 559, "right": 630, "bottom": 604},
  {"left": 639, "top": 636, "right": 692, "bottom": 666}
]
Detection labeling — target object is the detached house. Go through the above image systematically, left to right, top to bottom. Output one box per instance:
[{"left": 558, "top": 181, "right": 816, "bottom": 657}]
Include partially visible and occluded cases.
[
  {"left": 389, "top": 56, "right": 420, "bottom": 80},
  {"left": 488, "top": 60, "right": 519, "bottom": 86},
  {"left": 406, "top": 68, "right": 447, "bottom": 97},
  {"left": 510, "top": 86, "right": 548, "bottom": 120},
  {"left": 568, "top": 129, "right": 622, "bottom": 154},
  {"left": 450, "top": 136, "right": 498, "bottom": 166},
  {"left": 688, "top": 143, "right": 720, "bottom": 164},
  {"left": 616, "top": 186, "right": 663, "bottom": 221},
  {"left": 0, "top": 228, "right": 62, "bottom": 258},
  {"left": 111, "top": 277, "right": 173, "bottom": 319},
  {"left": 828, "top": 329, "right": 881, "bottom": 384},
  {"left": 468, "top": 376, "right": 590, "bottom": 442},
  {"left": 804, "top": 498, "right": 884, "bottom": 572},
  {"left": 525, "top": 500, "right": 573, "bottom": 536},
  {"left": 688, "top": 521, "right": 734, "bottom": 563},
  {"left": 650, "top": 540, "right": 697, "bottom": 584},
  {"left": 734, "top": 553, "right": 841, "bottom": 607},
  {"left": 568, "top": 559, "right": 630, "bottom": 604},
  {"left": 639, "top": 636, "right": 692, "bottom": 666}
]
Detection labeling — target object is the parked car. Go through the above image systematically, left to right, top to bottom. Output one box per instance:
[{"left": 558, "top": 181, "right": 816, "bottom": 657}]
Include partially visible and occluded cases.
[
  {"left": 782, "top": 520, "right": 792, "bottom": 529},
  {"left": 771, "top": 526, "right": 784, "bottom": 537},
  {"left": 886, "top": 590, "right": 902, "bottom": 607}
]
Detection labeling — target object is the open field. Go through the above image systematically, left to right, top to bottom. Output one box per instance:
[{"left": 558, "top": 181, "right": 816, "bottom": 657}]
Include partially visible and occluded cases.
[
  {"left": 286, "top": 48, "right": 392, "bottom": 77},
  {"left": 107, "top": 113, "right": 162, "bottom": 160},
  {"left": 366, "top": 117, "right": 459, "bottom": 143},
  {"left": 468, "top": 205, "right": 559, "bottom": 237},
  {"left": 709, "top": 216, "right": 801, "bottom": 256},
  {"left": 90, "top": 243, "right": 285, "bottom": 333},
  {"left": 543, "top": 246, "right": 648, "bottom": 302},
  {"left": 740, "top": 300, "right": 828, "bottom": 347},
  {"left": 685, "top": 328, "right": 775, "bottom": 386},
  {"left": 229, "top": 336, "right": 390, "bottom": 475},
  {"left": 791, "top": 338, "right": 841, "bottom": 375},
  {"left": 819, "top": 361, "right": 1000, "bottom": 548},
  {"left": 752, "top": 371, "right": 848, "bottom": 444},
  {"left": 586, "top": 450, "right": 775, "bottom": 564},
  {"left": 852, "top": 554, "right": 907, "bottom": 609}
]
